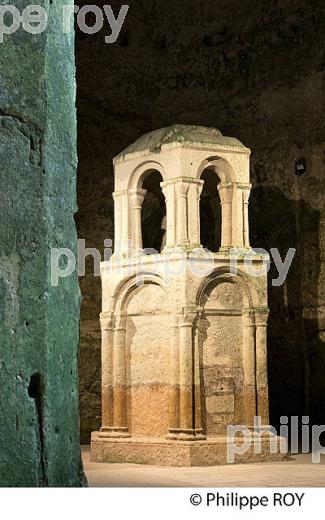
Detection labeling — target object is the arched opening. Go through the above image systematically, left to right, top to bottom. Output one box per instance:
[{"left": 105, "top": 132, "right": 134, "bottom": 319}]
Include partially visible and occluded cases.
[
  {"left": 200, "top": 168, "right": 222, "bottom": 251},
  {"left": 141, "top": 170, "right": 166, "bottom": 253},
  {"left": 198, "top": 277, "right": 245, "bottom": 436},
  {"left": 124, "top": 281, "right": 170, "bottom": 437}
]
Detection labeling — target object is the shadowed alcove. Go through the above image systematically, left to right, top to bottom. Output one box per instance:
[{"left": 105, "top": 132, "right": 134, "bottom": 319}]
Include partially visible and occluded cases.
[
  {"left": 200, "top": 168, "right": 222, "bottom": 252},
  {"left": 141, "top": 170, "right": 166, "bottom": 252}
]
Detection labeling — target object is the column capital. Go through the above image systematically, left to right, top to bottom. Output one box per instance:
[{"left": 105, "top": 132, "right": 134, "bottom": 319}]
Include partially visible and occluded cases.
[
  {"left": 161, "top": 176, "right": 203, "bottom": 192},
  {"left": 161, "top": 177, "right": 203, "bottom": 188},
  {"left": 175, "top": 179, "right": 190, "bottom": 197},
  {"left": 190, "top": 179, "right": 204, "bottom": 199},
  {"left": 160, "top": 180, "right": 175, "bottom": 199},
  {"left": 196, "top": 180, "right": 204, "bottom": 198},
  {"left": 226, "top": 181, "right": 251, "bottom": 190},
  {"left": 217, "top": 182, "right": 233, "bottom": 204},
  {"left": 237, "top": 182, "right": 252, "bottom": 190},
  {"left": 241, "top": 184, "right": 252, "bottom": 205},
  {"left": 129, "top": 188, "right": 147, "bottom": 207},
  {"left": 113, "top": 189, "right": 126, "bottom": 200},
  {"left": 179, "top": 305, "right": 198, "bottom": 326},
  {"left": 255, "top": 309, "right": 269, "bottom": 327},
  {"left": 242, "top": 310, "right": 256, "bottom": 327},
  {"left": 100, "top": 312, "right": 115, "bottom": 330},
  {"left": 114, "top": 313, "right": 127, "bottom": 330}
]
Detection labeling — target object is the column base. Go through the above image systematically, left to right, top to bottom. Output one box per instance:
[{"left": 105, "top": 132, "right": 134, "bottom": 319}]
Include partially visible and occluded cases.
[
  {"left": 161, "top": 244, "right": 203, "bottom": 255},
  {"left": 100, "top": 426, "right": 131, "bottom": 438},
  {"left": 166, "top": 428, "right": 206, "bottom": 441},
  {"left": 91, "top": 431, "right": 288, "bottom": 466}
]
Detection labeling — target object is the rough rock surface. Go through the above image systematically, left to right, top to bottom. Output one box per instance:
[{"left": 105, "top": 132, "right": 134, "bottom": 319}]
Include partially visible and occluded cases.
[
  {"left": 76, "top": 0, "right": 325, "bottom": 441},
  {"left": 0, "top": 1, "right": 85, "bottom": 485}
]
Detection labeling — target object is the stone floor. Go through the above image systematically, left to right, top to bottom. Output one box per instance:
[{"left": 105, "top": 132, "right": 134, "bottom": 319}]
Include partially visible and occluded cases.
[{"left": 82, "top": 446, "right": 325, "bottom": 487}]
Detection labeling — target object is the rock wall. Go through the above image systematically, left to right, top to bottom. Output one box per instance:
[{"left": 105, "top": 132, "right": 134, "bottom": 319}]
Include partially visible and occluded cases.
[
  {"left": 76, "top": 0, "right": 325, "bottom": 442},
  {"left": 0, "top": 1, "right": 85, "bottom": 485}
]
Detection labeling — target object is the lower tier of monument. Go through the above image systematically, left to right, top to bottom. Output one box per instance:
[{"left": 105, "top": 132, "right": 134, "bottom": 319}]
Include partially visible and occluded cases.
[{"left": 91, "top": 432, "right": 288, "bottom": 466}]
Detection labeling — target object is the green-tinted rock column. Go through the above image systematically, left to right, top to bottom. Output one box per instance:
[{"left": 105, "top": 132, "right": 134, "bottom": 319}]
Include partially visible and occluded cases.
[{"left": 0, "top": 0, "right": 85, "bottom": 486}]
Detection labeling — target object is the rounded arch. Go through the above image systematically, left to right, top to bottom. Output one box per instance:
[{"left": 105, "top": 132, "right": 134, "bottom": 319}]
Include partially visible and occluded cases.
[
  {"left": 197, "top": 156, "right": 235, "bottom": 184},
  {"left": 128, "top": 160, "right": 167, "bottom": 190},
  {"left": 196, "top": 267, "right": 255, "bottom": 310},
  {"left": 112, "top": 272, "right": 169, "bottom": 315}
]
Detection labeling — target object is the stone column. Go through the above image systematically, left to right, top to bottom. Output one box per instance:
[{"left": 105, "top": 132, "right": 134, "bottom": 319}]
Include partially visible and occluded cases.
[
  {"left": 175, "top": 180, "right": 190, "bottom": 246},
  {"left": 187, "top": 180, "right": 204, "bottom": 247},
  {"left": 161, "top": 181, "right": 176, "bottom": 249},
  {"left": 218, "top": 183, "right": 233, "bottom": 249},
  {"left": 231, "top": 183, "right": 245, "bottom": 248},
  {"left": 242, "top": 184, "right": 251, "bottom": 248},
  {"left": 129, "top": 188, "right": 147, "bottom": 251},
  {"left": 113, "top": 190, "right": 123, "bottom": 254},
  {"left": 113, "top": 190, "right": 131, "bottom": 256},
  {"left": 178, "top": 307, "right": 197, "bottom": 438},
  {"left": 241, "top": 311, "right": 257, "bottom": 426},
  {"left": 255, "top": 311, "right": 270, "bottom": 424},
  {"left": 193, "top": 313, "right": 205, "bottom": 437},
  {"left": 100, "top": 314, "right": 115, "bottom": 430},
  {"left": 100, "top": 314, "right": 114, "bottom": 431},
  {"left": 112, "top": 315, "right": 130, "bottom": 436},
  {"left": 166, "top": 317, "right": 180, "bottom": 438}
]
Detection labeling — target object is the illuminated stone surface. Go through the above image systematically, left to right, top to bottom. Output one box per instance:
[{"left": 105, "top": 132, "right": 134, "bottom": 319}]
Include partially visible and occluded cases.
[{"left": 91, "top": 126, "right": 286, "bottom": 465}]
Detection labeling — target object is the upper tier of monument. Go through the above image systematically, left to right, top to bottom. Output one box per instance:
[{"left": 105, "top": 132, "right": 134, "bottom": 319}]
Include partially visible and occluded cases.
[{"left": 114, "top": 124, "right": 249, "bottom": 163}]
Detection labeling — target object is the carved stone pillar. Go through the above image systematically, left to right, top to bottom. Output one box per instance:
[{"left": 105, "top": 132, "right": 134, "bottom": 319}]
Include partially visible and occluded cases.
[
  {"left": 175, "top": 180, "right": 190, "bottom": 246},
  {"left": 187, "top": 180, "right": 204, "bottom": 247},
  {"left": 161, "top": 181, "right": 176, "bottom": 249},
  {"left": 218, "top": 183, "right": 233, "bottom": 249},
  {"left": 231, "top": 183, "right": 245, "bottom": 248},
  {"left": 242, "top": 183, "right": 251, "bottom": 248},
  {"left": 129, "top": 188, "right": 146, "bottom": 251},
  {"left": 113, "top": 190, "right": 130, "bottom": 255},
  {"left": 113, "top": 190, "right": 123, "bottom": 253},
  {"left": 178, "top": 307, "right": 196, "bottom": 438},
  {"left": 241, "top": 310, "right": 257, "bottom": 426},
  {"left": 255, "top": 310, "right": 270, "bottom": 424},
  {"left": 193, "top": 312, "right": 205, "bottom": 437},
  {"left": 100, "top": 313, "right": 115, "bottom": 431},
  {"left": 111, "top": 315, "right": 130, "bottom": 436},
  {"left": 167, "top": 317, "right": 180, "bottom": 438}
]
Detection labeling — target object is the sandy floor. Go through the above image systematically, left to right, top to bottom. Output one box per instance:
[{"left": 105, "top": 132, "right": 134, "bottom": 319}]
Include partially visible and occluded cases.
[{"left": 82, "top": 446, "right": 325, "bottom": 487}]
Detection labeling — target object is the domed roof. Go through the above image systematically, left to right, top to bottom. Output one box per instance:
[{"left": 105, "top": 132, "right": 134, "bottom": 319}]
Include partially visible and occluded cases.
[{"left": 114, "top": 124, "right": 248, "bottom": 163}]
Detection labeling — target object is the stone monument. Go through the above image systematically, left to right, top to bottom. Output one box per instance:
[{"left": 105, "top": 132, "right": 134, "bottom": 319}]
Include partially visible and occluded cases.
[{"left": 91, "top": 125, "right": 286, "bottom": 466}]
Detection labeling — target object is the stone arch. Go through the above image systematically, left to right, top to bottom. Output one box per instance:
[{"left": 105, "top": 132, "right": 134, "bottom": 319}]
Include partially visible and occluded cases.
[
  {"left": 197, "top": 156, "right": 235, "bottom": 184},
  {"left": 197, "top": 156, "right": 242, "bottom": 249},
  {"left": 128, "top": 160, "right": 167, "bottom": 190},
  {"left": 127, "top": 162, "right": 167, "bottom": 252},
  {"left": 197, "top": 267, "right": 254, "bottom": 310},
  {"left": 196, "top": 268, "right": 256, "bottom": 436},
  {"left": 113, "top": 272, "right": 169, "bottom": 315},
  {"left": 114, "top": 275, "right": 171, "bottom": 437}
]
